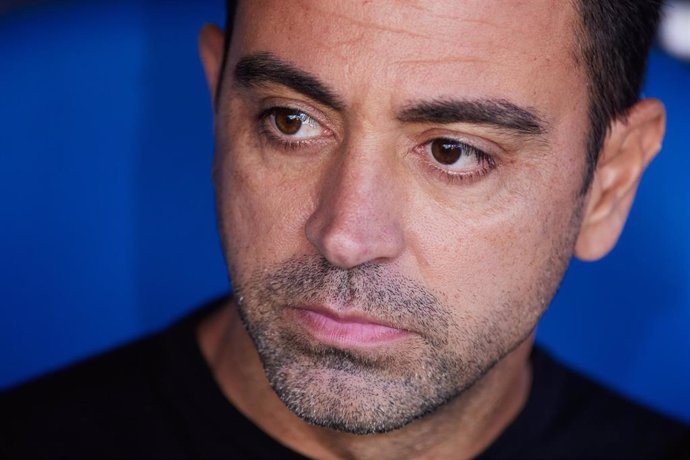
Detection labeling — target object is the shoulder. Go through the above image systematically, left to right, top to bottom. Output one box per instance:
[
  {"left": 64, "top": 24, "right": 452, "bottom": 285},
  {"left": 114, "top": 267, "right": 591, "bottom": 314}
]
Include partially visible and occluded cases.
[
  {"left": 0, "top": 298, "right": 305, "bottom": 460},
  {"left": 0, "top": 305, "right": 212, "bottom": 459},
  {"left": 516, "top": 347, "right": 690, "bottom": 458}
]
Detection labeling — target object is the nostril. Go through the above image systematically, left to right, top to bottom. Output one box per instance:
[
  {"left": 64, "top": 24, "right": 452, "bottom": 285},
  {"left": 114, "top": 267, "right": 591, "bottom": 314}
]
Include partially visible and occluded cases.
[
  {"left": 306, "top": 209, "right": 405, "bottom": 269},
  {"left": 306, "top": 217, "right": 370, "bottom": 269},
  {"left": 323, "top": 232, "right": 371, "bottom": 269}
]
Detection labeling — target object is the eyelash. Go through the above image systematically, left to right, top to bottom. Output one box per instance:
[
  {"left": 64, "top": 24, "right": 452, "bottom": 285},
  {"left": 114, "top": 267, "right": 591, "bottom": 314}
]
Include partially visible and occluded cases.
[
  {"left": 256, "top": 106, "right": 498, "bottom": 184},
  {"left": 257, "top": 107, "right": 326, "bottom": 151},
  {"left": 416, "top": 140, "right": 497, "bottom": 185}
]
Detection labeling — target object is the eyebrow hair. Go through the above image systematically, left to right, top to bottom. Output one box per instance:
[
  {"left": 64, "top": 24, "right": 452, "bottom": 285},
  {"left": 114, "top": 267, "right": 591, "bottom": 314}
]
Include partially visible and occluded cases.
[
  {"left": 233, "top": 52, "right": 345, "bottom": 111},
  {"left": 232, "top": 53, "right": 547, "bottom": 137},
  {"left": 397, "top": 98, "right": 548, "bottom": 136}
]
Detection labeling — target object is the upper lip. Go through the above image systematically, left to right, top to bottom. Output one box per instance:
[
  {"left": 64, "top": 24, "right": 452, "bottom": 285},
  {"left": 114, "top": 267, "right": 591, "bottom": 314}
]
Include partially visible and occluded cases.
[{"left": 292, "top": 304, "right": 412, "bottom": 333}]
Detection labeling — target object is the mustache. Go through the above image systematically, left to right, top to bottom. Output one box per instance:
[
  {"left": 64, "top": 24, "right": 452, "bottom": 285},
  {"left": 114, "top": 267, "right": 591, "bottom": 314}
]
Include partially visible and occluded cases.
[{"left": 234, "top": 255, "right": 452, "bottom": 345}]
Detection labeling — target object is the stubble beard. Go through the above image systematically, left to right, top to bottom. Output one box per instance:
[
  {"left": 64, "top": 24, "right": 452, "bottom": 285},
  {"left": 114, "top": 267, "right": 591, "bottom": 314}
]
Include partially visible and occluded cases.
[{"left": 231, "top": 256, "right": 554, "bottom": 435}]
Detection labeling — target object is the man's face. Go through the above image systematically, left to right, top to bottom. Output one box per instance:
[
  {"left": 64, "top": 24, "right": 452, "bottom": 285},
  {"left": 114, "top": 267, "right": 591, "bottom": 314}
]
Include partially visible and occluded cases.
[{"left": 214, "top": 0, "right": 590, "bottom": 434}]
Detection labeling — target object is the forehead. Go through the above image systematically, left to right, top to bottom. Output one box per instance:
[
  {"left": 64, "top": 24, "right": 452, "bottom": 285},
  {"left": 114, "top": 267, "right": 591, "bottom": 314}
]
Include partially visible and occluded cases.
[{"left": 230, "top": 0, "right": 584, "bottom": 123}]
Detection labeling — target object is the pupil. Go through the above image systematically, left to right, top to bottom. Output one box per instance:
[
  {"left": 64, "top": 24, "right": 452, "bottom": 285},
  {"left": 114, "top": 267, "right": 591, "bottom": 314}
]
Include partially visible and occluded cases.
[
  {"left": 275, "top": 109, "right": 303, "bottom": 135},
  {"left": 431, "top": 139, "right": 462, "bottom": 165}
]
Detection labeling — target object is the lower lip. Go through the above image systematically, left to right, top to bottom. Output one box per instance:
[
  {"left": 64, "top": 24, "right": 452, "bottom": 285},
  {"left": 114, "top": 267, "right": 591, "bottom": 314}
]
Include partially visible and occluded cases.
[{"left": 293, "top": 309, "right": 412, "bottom": 348}]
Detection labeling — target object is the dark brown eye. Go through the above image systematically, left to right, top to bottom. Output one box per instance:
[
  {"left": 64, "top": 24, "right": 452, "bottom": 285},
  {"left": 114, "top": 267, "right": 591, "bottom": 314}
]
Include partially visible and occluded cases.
[
  {"left": 273, "top": 108, "right": 305, "bottom": 135},
  {"left": 431, "top": 139, "right": 464, "bottom": 165}
]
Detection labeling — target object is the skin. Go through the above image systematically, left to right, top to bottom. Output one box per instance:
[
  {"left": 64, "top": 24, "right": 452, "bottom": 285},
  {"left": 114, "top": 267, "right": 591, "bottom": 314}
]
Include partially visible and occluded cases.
[{"left": 197, "top": 1, "right": 665, "bottom": 458}]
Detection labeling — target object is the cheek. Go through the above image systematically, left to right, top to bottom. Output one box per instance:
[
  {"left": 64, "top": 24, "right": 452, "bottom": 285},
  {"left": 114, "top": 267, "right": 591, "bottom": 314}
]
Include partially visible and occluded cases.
[
  {"left": 214, "top": 142, "right": 317, "bottom": 278},
  {"left": 407, "top": 172, "right": 581, "bottom": 328}
]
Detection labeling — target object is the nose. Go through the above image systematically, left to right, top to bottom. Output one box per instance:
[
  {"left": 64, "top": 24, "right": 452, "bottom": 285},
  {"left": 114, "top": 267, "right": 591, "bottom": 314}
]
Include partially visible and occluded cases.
[{"left": 305, "top": 148, "right": 405, "bottom": 269}]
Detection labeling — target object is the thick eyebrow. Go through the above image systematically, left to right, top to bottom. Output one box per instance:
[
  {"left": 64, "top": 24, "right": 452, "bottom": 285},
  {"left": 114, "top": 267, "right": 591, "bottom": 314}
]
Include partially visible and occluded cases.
[
  {"left": 232, "top": 52, "right": 345, "bottom": 111},
  {"left": 397, "top": 98, "right": 548, "bottom": 136}
]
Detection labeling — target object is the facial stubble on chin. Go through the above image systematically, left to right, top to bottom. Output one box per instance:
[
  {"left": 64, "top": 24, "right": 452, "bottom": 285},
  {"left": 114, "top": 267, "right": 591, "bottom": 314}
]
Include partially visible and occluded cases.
[{"left": 231, "top": 255, "right": 543, "bottom": 435}]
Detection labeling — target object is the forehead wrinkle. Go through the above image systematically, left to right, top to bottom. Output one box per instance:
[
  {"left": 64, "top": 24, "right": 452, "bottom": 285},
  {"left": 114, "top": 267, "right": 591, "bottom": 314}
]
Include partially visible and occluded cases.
[
  {"left": 297, "top": 0, "right": 472, "bottom": 47},
  {"left": 358, "top": 0, "right": 506, "bottom": 30},
  {"left": 314, "top": 9, "right": 431, "bottom": 41},
  {"left": 393, "top": 56, "right": 488, "bottom": 68}
]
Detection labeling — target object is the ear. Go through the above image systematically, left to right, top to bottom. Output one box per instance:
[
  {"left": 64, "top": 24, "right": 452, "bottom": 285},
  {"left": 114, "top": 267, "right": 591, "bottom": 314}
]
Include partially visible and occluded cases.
[
  {"left": 198, "top": 24, "right": 226, "bottom": 109},
  {"left": 575, "top": 98, "right": 665, "bottom": 261}
]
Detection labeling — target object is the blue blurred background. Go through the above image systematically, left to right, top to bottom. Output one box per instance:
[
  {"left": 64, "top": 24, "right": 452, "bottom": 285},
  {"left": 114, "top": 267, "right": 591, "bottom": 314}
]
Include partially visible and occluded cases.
[{"left": 1, "top": 0, "right": 689, "bottom": 423}]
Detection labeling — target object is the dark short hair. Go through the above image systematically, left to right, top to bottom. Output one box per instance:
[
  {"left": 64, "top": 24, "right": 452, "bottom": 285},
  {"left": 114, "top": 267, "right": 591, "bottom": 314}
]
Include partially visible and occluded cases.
[
  {"left": 575, "top": 0, "right": 663, "bottom": 191},
  {"left": 221, "top": 1, "right": 663, "bottom": 192}
]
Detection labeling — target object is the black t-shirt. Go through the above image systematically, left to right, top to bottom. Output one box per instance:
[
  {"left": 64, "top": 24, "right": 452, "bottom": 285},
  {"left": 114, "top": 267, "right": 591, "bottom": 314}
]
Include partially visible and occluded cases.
[{"left": 1, "top": 298, "right": 689, "bottom": 459}]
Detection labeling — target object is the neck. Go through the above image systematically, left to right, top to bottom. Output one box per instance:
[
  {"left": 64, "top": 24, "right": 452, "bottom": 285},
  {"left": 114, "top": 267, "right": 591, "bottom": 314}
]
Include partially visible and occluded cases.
[{"left": 198, "top": 300, "right": 533, "bottom": 460}]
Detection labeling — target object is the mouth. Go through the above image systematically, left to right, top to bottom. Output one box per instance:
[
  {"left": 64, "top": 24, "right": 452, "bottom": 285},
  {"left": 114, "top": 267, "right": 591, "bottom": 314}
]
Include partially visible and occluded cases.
[{"left": 289, "top": 305, "right": 414, "bottom": 349}]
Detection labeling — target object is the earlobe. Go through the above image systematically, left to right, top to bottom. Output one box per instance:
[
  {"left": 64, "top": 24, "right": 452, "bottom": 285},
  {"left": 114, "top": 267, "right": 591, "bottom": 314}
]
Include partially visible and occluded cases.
[
  {"left": 198, "top": 24, "right": 226, "bottom": 109},
  {"left": 575, "top": 98, "right": 665, "bottom": 261}
]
